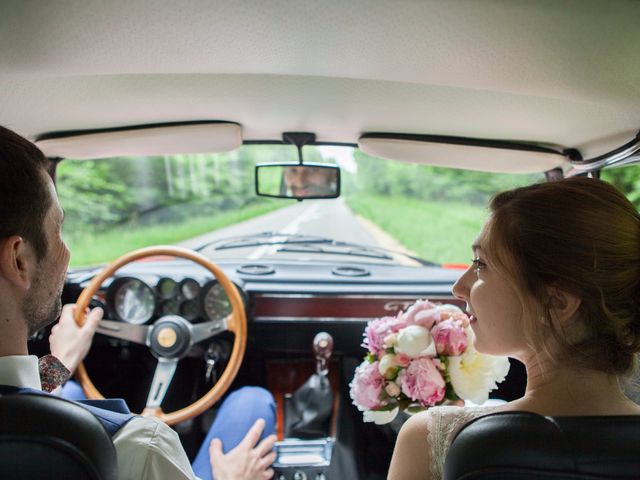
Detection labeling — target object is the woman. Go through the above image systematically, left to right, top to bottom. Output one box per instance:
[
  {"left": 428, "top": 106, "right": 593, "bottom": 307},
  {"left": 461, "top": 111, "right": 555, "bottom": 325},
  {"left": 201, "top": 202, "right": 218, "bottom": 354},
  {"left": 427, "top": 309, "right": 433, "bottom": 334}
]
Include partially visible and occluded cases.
[{"left": 388, "top": 177, "right": 640, "bottom": 480}]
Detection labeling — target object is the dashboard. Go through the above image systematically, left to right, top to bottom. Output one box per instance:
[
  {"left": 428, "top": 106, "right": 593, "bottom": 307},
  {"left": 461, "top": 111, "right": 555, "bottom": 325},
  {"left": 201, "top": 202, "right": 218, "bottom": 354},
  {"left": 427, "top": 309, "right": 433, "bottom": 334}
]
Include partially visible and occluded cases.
[{"left": 62, "top": 257, "right": 465, "bottom": 356}]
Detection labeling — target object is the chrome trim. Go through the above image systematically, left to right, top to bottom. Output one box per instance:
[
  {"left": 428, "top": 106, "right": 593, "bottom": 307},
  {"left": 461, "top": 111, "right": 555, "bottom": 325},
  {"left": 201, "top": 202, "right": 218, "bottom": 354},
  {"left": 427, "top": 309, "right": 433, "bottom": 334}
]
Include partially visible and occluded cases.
[
  {"left": 567, "top": 132, "right": 640, "bottom": 174},
  {"left": 255, "top": 293, "right": 456, "bottom": 300},
  {"left": 384, "top": 300, "right": 415, "bottom": 311},
  {"left": 254, "top": 316, "right": 372, "bottom": 322},
  {"left": 96, "top": 319, "right": 152, "bottom": 345},
  {"left": 145, "top": 357, "right": 178, "bottom": 409},
  {"left": 274, "top": 437, "right": 334, "bottom": 468}
]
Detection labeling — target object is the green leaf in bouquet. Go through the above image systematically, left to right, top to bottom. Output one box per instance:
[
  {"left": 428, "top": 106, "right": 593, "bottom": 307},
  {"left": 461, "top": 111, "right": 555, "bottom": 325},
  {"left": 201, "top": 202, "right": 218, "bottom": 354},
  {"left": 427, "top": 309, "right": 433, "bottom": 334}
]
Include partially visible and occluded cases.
[
  {"left": 366, "top": 352, "right": 376, "bottom": 363},
  {"left": 444, "top": 381, "right": 460, "bottom": 401},
  {"left": 397, "top": 396, "right": 412, "bottom": 411},
  {"left": 374, "top": 398, "right": 399, "bottom": 412},
  {"left": 405, "top": 405, "right": 427, "bottom": 415}
]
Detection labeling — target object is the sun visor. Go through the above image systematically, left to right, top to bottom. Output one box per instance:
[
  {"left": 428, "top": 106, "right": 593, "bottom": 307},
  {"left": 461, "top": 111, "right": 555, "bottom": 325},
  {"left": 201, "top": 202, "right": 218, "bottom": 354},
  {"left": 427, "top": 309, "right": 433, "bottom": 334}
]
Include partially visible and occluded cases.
[
  {"left": 37, "top": 122, "right": 242, "bottom": 159},
  {"left": 358, "top": 134, "right": 567, "bottom": 173}
]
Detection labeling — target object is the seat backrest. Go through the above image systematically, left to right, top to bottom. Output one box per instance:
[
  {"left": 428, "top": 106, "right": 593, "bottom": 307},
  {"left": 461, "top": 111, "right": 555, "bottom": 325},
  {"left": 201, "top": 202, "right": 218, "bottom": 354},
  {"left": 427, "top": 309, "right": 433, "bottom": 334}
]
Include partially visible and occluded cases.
[
  {"left": 0, "top": 393, "right": 118, "bottom": 480},
  {"left": 444, "top": 411, "right": 640, "bottom": 480}
]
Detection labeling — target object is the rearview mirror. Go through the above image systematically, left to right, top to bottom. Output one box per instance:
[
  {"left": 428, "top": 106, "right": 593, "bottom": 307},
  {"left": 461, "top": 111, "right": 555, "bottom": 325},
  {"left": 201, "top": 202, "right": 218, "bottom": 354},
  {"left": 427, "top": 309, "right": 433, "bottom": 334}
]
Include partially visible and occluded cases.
[{"left": 255, "top": 163, "right": 340, "bottom": 200}]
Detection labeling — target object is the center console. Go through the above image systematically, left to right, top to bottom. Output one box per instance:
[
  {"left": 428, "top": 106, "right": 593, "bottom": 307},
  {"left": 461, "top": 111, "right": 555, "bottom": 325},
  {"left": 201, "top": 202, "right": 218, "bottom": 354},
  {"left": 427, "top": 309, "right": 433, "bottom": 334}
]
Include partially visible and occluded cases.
[{"left": 273, "top": 437, "right": 334, "bottom": 480}]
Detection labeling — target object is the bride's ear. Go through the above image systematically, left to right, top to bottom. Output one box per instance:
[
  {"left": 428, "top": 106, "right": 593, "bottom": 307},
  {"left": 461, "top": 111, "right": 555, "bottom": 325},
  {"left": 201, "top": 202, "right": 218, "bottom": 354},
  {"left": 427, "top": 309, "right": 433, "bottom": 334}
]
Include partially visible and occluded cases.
[{"left": 546, "top": 285, "right": 582, "bottom": 325}]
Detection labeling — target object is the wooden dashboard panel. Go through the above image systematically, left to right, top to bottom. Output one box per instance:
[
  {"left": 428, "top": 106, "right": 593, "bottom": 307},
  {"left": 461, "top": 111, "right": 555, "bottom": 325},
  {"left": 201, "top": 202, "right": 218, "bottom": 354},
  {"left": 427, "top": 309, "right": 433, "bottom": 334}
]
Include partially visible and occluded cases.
[{"left": 252, "top": 294, "right": 463, "bottom": 319}]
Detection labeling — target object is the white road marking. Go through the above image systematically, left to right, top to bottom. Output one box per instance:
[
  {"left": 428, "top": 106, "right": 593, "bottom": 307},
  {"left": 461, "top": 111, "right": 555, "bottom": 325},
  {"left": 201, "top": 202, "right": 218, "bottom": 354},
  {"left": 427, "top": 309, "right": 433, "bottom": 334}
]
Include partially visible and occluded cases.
[{"left": 247, "top": 202, "right": 323, "bottom": 260}]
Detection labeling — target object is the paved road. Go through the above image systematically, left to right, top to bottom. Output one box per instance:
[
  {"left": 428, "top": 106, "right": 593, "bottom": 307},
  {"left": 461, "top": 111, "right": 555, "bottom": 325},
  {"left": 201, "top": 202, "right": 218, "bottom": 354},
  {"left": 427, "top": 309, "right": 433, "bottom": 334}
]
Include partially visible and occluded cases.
[{"left": 179, "top": 198, "right": 384, "bottom": 261}]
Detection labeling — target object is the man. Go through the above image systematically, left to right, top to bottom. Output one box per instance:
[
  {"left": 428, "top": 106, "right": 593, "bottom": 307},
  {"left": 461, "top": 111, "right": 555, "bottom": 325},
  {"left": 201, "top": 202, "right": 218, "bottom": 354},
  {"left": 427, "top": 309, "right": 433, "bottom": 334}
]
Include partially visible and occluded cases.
[
  {"left": 0, "top": 125, "right": 276, "bottom": 480},
  {"left": 283, "top": 165, "right": 337, "bottom": 197}
]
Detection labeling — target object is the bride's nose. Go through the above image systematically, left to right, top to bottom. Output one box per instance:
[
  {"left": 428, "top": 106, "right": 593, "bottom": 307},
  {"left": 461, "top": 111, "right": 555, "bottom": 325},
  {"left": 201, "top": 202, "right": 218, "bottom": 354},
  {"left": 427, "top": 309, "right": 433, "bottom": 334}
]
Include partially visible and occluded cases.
[{"left": 452, "top": 267, "right": 472, "bottom": 301}]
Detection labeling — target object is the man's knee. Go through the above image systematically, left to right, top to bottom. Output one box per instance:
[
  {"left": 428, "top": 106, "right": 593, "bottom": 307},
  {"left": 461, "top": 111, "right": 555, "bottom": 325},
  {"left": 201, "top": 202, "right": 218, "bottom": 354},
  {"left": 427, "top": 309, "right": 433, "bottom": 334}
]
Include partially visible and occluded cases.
[{"left": 225, "top": 386, "right": 275, "bottom": 412}]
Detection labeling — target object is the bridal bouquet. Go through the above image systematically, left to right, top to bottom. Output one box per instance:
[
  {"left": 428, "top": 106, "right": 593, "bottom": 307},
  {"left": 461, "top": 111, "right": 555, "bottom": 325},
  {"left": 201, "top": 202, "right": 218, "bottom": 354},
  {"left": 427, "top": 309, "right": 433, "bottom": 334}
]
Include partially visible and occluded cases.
[{"left": 349, "top": 299, "right": 510, "bottom": 424}]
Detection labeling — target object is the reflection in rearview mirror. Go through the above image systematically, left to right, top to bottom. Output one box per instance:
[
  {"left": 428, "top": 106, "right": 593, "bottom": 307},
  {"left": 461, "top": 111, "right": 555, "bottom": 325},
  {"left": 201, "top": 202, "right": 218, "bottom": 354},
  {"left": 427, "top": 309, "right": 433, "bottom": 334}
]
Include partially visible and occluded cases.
[{"left": 255, "top": 163, "right": 340, "bottom": 199}]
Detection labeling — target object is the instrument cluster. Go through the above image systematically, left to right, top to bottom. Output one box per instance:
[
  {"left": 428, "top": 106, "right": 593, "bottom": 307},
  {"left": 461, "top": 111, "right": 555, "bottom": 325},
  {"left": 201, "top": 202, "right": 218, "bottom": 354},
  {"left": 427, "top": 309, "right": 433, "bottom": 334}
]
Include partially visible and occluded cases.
[{"left": 105, "top": 276, "right": 233, "bottom": 324}]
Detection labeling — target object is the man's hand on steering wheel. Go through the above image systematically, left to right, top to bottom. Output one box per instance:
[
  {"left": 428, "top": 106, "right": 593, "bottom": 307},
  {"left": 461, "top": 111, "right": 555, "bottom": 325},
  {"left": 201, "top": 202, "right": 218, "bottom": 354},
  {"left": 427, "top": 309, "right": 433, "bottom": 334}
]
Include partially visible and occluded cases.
[{"left": 49, "top": 304, "right": 103, "bottom": 374}]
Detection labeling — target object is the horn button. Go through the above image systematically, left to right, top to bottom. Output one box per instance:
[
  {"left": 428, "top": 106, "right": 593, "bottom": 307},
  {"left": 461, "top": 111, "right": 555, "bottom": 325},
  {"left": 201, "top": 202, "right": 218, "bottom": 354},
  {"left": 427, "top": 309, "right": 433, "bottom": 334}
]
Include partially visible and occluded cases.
[{"left": 149, "top": 315, "right": 192, "bottom": 358}]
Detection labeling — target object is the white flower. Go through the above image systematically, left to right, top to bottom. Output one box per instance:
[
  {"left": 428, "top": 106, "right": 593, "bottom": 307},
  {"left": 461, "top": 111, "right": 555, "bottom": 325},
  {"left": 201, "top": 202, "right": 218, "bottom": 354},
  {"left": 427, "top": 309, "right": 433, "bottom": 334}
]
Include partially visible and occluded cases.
[
  {"left": 396, "top": 325, "right": 436, "bottom": 358},
  {"left": 448, "top": 328, "right": 510, "bottom": 405},
  {"left": 383, "top": 332, "right": 398, "bottom": 349},
  {"left": 378, "top": 353, "right": 398, "bottom": 378},
  {"left": 363, "top": 407, "right": 399, "bottom": 425}
]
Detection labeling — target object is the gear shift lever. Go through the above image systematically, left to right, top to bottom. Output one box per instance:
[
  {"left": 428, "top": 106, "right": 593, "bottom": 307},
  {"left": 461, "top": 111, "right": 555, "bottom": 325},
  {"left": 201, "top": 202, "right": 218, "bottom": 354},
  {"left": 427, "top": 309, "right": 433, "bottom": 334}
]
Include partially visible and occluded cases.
[
  {"left": 284, "top": 332, "right": 335, "bottom": 439},
  {"left": 313, "top": 332, "right": 334, "bottom": 377}
]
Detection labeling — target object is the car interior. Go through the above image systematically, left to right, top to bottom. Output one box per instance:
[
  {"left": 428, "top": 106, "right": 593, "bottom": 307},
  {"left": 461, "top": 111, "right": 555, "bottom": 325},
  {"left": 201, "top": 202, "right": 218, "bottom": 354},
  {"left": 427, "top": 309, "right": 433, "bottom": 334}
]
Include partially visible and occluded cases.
[{"left": 2, "top": 1, "right": 640, "bottom": 479}]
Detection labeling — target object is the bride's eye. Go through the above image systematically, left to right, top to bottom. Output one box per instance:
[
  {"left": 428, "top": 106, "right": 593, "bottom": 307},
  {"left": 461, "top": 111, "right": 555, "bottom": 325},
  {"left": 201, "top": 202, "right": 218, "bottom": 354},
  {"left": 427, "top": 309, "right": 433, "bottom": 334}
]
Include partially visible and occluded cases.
[{"left": 471, "top": 258, "right": 486, "bottom": 273}]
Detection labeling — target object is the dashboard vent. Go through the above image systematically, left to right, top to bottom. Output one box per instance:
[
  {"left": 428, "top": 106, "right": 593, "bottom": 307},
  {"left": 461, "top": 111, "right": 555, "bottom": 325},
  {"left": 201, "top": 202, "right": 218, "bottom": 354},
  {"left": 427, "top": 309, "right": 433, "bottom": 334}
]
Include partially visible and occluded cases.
[
  {"left": 236, "top": 264, "right": 275, "bottom": 276},
  {"left": 331, "top": 266, "right": 370, "bottom": 277}
]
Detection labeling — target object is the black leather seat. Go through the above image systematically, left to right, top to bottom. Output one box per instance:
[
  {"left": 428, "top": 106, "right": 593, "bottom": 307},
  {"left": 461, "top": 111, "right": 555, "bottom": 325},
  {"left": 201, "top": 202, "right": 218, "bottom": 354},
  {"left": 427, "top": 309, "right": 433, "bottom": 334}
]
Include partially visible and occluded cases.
[
  {"left": 0, "top": 393, "right": 117, "bottom": 480},
  {"left": 444, "top": 411, "right": 640, "bottom": 479}
]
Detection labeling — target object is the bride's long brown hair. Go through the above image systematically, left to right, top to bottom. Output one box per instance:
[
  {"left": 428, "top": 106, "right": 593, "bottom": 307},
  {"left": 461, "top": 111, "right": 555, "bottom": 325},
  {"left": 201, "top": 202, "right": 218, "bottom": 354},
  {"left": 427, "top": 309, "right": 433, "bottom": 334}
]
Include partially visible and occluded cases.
[{"left": 485, "top": 177, "right": 640, "bottom": 376}]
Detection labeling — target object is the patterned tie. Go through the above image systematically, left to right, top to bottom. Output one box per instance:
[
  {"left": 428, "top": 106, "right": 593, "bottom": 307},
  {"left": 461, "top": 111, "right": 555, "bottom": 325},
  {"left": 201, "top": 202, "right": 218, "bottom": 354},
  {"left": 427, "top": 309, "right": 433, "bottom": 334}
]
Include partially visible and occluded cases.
[{"left": 38, "top": 354, "right": 71, "bottom": 392}]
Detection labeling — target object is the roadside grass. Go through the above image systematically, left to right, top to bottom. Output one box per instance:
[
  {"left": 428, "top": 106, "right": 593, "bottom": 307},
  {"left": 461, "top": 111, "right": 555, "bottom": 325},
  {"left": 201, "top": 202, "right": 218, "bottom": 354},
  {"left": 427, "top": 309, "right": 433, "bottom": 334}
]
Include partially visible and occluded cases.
[
  {"left": 345, "top": 194, "right": 488, "bottom": 265},
  {"left": 65, "top": 202, "right": 287, "bottom": 267}
]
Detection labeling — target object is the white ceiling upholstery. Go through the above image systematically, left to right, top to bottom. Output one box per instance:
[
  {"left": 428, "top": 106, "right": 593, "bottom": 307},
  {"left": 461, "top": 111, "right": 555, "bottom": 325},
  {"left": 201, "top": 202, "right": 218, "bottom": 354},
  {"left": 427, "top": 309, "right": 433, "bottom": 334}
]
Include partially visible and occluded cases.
[
  {"left": 1, "top": 0, "right": 639, "bottom": 160},
  {"left": 38, "top": 123, "right": 242, "bottom": 159},
  {"left": 359, "top": 137, "right": 566, "bottom": 174}
]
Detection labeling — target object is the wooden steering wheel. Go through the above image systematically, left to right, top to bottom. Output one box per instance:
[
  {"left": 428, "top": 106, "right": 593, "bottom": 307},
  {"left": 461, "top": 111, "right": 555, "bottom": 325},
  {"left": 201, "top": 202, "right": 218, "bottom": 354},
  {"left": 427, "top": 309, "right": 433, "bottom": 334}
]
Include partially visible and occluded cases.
[{"left": 73, "top": 246, "right": 247, "bottom": 425}]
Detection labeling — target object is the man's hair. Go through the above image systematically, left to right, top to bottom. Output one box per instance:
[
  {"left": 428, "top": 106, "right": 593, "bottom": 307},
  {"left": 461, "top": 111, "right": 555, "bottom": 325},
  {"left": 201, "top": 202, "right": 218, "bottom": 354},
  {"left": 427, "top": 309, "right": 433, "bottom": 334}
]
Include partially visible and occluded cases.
[{"left": 0, "top": 126, "right": 51, "bottom": 260}]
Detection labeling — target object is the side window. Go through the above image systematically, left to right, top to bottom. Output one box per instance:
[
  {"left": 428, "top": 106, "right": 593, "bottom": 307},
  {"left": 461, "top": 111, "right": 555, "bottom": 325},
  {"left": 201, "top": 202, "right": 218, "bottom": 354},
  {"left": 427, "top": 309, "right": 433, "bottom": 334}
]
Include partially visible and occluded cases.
[{"left": 601, "top": 165, "right": 640, "bottom": 210}]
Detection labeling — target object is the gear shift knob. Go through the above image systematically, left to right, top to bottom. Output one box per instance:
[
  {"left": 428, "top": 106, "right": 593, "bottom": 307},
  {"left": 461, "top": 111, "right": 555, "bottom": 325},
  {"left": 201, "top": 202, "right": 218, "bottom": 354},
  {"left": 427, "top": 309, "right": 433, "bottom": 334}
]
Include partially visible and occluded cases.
[{"left": 313, "top": 332, "right": 333, "bottom": 376}]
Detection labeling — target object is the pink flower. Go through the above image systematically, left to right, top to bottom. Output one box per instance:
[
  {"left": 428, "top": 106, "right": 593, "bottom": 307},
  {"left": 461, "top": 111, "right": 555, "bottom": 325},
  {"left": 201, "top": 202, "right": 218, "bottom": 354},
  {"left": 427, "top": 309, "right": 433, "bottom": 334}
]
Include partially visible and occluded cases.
[
  {"left": 401, "top": 299, "right": 441, "bottom": 329},
  {"left": 438, "top": 306, "right": 470, "bottom": 328},
  {"left": 363, "top": 315, "right": 406, "bottom": 356},
  {"left": 431, "top": 318, "right": 468, "bottom": 355},
  {"left": 394, "top": 353, "right": 411, "bottom": 368},
  {"left": 397, "top": 358, "right": 446, "bottom": 406},
  {"left": 433, "top": 358, "right": 445, "bottom": 370},
  {"left": 350, "top": 361, "right": 386, "bottom": 410},
  {"left": 385, "top": 381, "right": 401, "bottom": 397}
]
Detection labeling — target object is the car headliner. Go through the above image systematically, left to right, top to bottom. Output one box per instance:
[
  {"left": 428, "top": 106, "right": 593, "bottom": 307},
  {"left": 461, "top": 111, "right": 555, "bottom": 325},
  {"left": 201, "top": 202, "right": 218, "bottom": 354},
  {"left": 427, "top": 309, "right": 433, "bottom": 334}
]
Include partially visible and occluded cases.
[{"left": 1, "top": 0, "right": 639, "bottom": 159}]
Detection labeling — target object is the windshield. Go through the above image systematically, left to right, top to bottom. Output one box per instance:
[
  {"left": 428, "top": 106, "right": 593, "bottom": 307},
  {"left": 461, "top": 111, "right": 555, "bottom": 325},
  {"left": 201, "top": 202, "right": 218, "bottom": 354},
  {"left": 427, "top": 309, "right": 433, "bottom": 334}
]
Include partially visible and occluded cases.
[{"left": 57, "top": 145, "right": 543, "bottom": 268}]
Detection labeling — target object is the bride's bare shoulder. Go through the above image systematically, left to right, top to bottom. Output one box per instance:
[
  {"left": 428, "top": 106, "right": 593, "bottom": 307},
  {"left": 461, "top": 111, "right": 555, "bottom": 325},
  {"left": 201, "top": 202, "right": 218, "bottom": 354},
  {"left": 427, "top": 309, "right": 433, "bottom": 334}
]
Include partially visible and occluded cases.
[{"left": 387, "top": 411, "right": 433, "bottom": 480}]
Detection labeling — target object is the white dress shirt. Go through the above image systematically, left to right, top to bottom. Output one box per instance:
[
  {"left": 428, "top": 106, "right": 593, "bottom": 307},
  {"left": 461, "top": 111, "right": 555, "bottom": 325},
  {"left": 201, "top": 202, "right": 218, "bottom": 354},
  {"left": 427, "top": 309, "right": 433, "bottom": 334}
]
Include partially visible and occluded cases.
[{"left": 0, "top": 355, "right": 201, "bottom": 480}]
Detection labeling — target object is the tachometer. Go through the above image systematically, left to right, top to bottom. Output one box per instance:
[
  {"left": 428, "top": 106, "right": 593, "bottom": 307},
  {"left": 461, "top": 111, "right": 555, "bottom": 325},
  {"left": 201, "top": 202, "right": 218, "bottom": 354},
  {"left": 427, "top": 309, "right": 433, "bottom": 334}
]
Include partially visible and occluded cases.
[
  {"left": 111, "top": 278, "right": 156, "bottom": 324},
  {"left": 201, "top": 281, "right": 232, "bottom": 321}
]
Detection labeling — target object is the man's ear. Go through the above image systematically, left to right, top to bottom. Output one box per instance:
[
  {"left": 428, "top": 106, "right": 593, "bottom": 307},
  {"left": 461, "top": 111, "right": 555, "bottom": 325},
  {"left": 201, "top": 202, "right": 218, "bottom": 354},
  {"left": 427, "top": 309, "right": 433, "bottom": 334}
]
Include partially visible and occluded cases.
[
  {"left": 0, "top": 236, "right": 33, "bottom": 290},
  {"left": 546, "top": 285, "right": 582, "bottom": 325}
]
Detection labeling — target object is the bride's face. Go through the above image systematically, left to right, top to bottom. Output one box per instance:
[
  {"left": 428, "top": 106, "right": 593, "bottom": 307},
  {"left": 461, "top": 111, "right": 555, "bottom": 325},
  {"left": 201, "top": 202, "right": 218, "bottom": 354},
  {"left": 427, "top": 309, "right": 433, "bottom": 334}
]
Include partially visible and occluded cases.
[{"left": 452, "top": 220, "right": 533, "bottom": 360}]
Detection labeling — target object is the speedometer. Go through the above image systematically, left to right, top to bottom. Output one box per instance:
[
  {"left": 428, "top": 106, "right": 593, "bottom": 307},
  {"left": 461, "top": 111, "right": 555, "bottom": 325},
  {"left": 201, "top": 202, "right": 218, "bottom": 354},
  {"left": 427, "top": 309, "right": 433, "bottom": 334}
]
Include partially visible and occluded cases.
[
  {"left": 112, "top": 278, "right": 156, "bottom": 324},
  {"left": 201, "top": 281, "right": 231, "bottom": 321}
]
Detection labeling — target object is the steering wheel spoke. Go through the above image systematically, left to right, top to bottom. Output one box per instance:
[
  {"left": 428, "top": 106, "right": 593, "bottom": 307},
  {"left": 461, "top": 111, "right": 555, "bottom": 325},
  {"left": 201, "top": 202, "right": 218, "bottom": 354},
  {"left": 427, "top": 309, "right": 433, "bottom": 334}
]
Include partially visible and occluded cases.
[
  {"left": 190, "top": 317, "right": 228, "bottom": 344},
  {"left": 96, "top": 319, "right": 151, "bottom": 345},
  {"left": 144, "top": 357, "right": 178, "bottom": 409}
]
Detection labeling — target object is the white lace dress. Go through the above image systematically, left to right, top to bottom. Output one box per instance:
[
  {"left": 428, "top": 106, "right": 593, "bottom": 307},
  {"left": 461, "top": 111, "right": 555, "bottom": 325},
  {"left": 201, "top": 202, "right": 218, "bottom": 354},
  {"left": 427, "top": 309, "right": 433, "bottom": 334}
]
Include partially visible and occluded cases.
[{"left": 425, "top": 406, "right": 497, "bottom": 480}]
